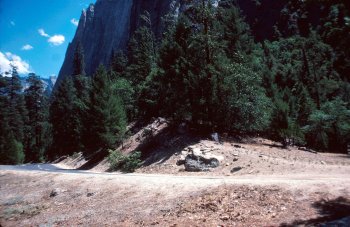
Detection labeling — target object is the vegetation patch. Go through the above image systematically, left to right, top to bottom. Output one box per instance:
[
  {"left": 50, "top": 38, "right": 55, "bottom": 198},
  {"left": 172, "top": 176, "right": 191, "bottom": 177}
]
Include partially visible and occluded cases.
[{"left": 108, "top": 150, "right": 142, "bottom": 173}]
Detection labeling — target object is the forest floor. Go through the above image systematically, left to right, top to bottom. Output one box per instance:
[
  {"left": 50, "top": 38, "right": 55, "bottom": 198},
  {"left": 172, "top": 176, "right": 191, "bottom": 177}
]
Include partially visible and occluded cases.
[{"left": 1, "top": 135, "right": 350, "bottom": 226}]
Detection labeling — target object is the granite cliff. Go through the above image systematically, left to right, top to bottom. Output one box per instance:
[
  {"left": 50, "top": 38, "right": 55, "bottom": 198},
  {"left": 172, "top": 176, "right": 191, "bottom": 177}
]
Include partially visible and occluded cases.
[{"left": 57, "top": 0, "right": 183, "bottom": 86}]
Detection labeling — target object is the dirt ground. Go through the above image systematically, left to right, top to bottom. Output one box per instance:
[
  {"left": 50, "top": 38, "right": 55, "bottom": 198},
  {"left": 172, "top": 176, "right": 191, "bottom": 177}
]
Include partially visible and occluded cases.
[
  {"left": 1, "top": 135, "right": 350, "bottom": 226},
  {"left": 138, "top": 137, "right": 350, "bottom": 177},
  {"left": 1, "top": 169, "right": 350, "bottom": 226}
]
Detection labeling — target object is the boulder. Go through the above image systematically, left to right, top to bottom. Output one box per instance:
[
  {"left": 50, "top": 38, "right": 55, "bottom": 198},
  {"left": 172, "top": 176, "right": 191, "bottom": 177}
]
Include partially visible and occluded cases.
[
  {"left": 177, "top": 146, "right": 224, "bottom": 172},
  {"left": 231, "top": 166, "right": 243, "bottom": 173}
]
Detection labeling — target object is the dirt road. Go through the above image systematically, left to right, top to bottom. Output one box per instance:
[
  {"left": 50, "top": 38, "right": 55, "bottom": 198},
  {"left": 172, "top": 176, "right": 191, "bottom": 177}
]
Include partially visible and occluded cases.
[{"left": 1, "top": 165, "right": 350, "bottom": 226}]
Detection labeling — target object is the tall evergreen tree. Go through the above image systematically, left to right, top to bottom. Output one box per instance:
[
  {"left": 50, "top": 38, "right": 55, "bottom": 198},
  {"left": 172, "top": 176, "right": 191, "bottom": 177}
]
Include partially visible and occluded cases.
[
  {"left": 73, "top": 42, "right": 86, "bottom": 76},
  {"left": 71, "top": 43, "right": 91, "bottom": 153},
  {"left": 110, "top": 50, "right": 128, "bottom": 77},
  {"left": 85, "top": 65, "right": 127, "bottom": 153},
  {"left": 7, "top": 66, "right": 27, "bottom": 144},
  {"left": 0, "top": 69, "right": 26, "bottom": 164},
  {"left": 24, "top": 73, "right": 50, "bottom": 162},
  {"left": 49, "top": 76, "right": 78, "bottom": 158}
]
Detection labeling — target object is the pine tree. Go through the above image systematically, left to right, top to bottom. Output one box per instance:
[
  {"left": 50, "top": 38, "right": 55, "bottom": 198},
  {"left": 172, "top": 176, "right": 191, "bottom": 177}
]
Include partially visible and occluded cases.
[
  {"left": 216, "top": 1, "right": 254, "bottom": 59},
  {"left": 124, "top": 12, "right": 159, "bottom": 119},
  {"left": 126, "top": 25, "right": 156, "bottom": 88},
  {"left": 73, "top": 42, "right": 86, "bottom": 76},
  {"left": 71, "top": 43, "right": 91, "bottom": 153},
  {"left": 110, "top": 50, "right": 128, "bottom": 77},
  {"left": 85, "top": 65, "right": 127, "bottom": 153},
  {"left": 7, "top": 66, "right": 27, "bottom": 144},
  {"left": 0, "top": 72, "right": 25, "bottom": 164},
  {"left": 24, "top": 73, "right": 50, "bottom": 162},
  {"left": 49, "top": 76, "right": 78, "bottom": 158},
  {"left": 270, "top": 99, "right": 290, "bottom": 147},
  {"left": 0, "top": 126, "right": 25, "bottom": 165}
]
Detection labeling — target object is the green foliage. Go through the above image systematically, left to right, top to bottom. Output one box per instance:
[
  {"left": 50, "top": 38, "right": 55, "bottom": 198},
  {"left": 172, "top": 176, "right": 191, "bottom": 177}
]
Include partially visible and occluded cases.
[
  {"left": 3, "top": 0, "right": 348, "bottom": 162},
  {"left": 156, "top": 3, "right": 271, "bottom": 132},
  {"left": 124, "top": 14, "right": 158, "bottom": 119},
  {"left": 126, "top": 25, "right": 156, "bottom": 88},
  {"left": 73, "top": 42, "right": 86, "bottom": 76},
  {"left": 49, "top": 45, "right": 91, "bottom": 158},
  {"left": 110, "top": 50, "right": 128, "bottom": 76},
  {"left": 216, "top": 62, "right": 272, "bottom": 132},
  {"left": 85, "top": 65, "right": 127, "bottom": 153},
  {"left": 8, "top": 66, "right": 27, "bottom": 144},
  {"left": 0, "top": 67, "right": 27, "bottom": 164},
  {"left": 24, "top": 73, "right": 50, "bottom": 162},
  {"left": 49, "top": 76, "right": 78, "bottom": 158},
  {"left": 111, "top": 77, "right": 135, "bottom": 120},
  {"left": 270, "top": 99, "right": 290, "bottom": 146},
  {"left": 304, "top": 99, "right": 350, "bottom": 151},
  {"left": 0, "top": 120, "right": 25, "bottom": 164},
  {"left": 108, "top": 150, "right": 142, "bottom": 173},
  {"left": 122, "top": 151, "right": 142, "bottom": 173}
]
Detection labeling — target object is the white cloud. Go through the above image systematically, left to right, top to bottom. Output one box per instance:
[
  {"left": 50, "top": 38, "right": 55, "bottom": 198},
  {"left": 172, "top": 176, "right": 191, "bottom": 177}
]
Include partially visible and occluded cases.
[
  {"left": 71, "top": 18, "right": 79, "bottom": 26},
  {"left": 10, "top": 21, "right": 15, "bottom": 26},
  {"left": 38, "top": 28, "right": 49, "bottom": 37},
  {"left": 38, "top": 28, "right": 65, "bottom": 46},
  {"left": 48, "top": 35, "right": 65, "bottom": 46},
  {"left": 21, "top": 44, "right": 34, "bottom": 51},
  {"left": 0, "top": 51, "right": 31, "bottom": 75},
  {"left": 0, "top": 52, "right": 11, "bottom": 74}
]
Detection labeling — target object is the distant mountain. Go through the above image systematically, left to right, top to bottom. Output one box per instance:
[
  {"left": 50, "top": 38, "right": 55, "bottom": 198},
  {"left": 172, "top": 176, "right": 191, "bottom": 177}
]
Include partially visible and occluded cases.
[{"left": 20, "top": 75, "right": 57, "bottom": 95}]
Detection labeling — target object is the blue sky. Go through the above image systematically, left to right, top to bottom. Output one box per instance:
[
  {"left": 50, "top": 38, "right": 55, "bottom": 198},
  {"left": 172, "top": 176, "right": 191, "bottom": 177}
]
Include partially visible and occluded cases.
[{"left": 0, "top": 0, "right": 94, "bottom": 78}]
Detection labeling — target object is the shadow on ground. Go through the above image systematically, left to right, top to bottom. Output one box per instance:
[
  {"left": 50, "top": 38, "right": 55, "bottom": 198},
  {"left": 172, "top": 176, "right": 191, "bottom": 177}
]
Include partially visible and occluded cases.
[
  {"left": 138, "top": 127, "right": 202, "bottom": 167},
  {"left": 78, "top": 149, "right": 108, "bottom": 170},
  {"left": 281, "top": 197, "right": 350, "bottom": 226}
]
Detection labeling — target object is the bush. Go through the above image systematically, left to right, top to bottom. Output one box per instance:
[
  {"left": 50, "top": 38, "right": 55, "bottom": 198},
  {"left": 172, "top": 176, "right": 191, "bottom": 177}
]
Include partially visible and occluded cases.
[
  {"left": 108, "top": 150, "right": 142, "bottom": 173},
  {"left": 122, "top": 151, "right": 142, "bottom": 172}
]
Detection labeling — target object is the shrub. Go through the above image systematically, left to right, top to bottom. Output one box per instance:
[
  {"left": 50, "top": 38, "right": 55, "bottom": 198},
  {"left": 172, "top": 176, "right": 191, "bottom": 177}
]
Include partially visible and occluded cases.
[
  {"left": 108, "top": 150, "right": 142, "bottom": 173},
  {"left": 122, "top": 151, "right": 142, "bottom": 173}
]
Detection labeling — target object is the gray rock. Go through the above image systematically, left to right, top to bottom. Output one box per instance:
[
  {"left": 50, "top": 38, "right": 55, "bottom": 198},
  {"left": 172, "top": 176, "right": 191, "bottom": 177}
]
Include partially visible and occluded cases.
[
  {"left": 211, "top": 132, "right": 219, "bottom": 143},
  {"left": 184, "top": 154, "right": 220, "bottom": 172},
  {"left": 184, "top": 158, "right": 209, "bottom": 172},
  {"left": 176, "top": 159, "right": 185, "bottom": 166},
  {"left": 231, "top": 167, "right": 243, "bottom": 173},
  {"left": 50, "top": 189, "right": 59, "bottom": 197},
  {"left": 87, "top": 192, "right": 95, "bottom": 197},
  {"left": 320, "top": 216, "right": 350, "bottom": 227}
]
